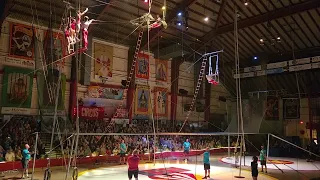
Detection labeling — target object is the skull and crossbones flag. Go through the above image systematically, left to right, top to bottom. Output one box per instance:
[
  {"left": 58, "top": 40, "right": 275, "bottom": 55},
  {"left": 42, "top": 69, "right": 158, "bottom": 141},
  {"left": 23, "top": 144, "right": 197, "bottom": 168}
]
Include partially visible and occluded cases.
[{"left": 9, "top": 23, "right": 34, "bottom": 60}]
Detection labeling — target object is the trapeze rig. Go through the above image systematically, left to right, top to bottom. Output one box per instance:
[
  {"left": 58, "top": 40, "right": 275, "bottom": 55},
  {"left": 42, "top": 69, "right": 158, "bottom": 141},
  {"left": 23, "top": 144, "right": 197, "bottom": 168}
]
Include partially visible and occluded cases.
[
  {"left": 130, "top": 13, "right": 168, "bottom": 30},
  {"left": 203, "top": 51, "right": 222, "bottom": 85}
]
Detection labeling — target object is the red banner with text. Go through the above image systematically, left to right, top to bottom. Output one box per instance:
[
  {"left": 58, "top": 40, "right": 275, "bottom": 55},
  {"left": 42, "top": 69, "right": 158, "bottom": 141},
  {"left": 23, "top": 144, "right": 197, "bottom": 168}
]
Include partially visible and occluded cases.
[{"left": 73, "top": 106, "right": 105, "bottom": 120}]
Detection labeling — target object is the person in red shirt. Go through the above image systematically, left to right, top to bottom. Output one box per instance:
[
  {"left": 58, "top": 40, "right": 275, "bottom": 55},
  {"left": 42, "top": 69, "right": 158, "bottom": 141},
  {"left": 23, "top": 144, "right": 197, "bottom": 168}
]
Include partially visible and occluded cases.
[{"left": 127, "top": 150, "right": 140, "bottom": 180}]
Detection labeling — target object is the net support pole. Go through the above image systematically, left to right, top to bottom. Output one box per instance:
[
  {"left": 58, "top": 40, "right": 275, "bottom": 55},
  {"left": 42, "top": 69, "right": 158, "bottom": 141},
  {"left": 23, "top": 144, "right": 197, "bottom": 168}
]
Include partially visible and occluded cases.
[
  {"left": 31, "top": 132, "right": 39, "bottom": 180},
  {"left": 267, "top": 133, "right": 270, "bottom": 160},
  {"left": 228, "top": 134, "right": 230, "bottom": 157},
  {"left": 147, "top": 135, "right": 150, "bottom": 162}
]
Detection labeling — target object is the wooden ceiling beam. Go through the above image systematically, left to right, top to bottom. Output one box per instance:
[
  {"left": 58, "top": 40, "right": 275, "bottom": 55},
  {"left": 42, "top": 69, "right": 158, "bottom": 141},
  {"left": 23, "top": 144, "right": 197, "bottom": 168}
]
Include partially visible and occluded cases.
[
  {"left": 0, "top": 0, "right": 14, "bottom": 35},
  {"left": 202, "top": 0, "right": 320, "bottom": 49}
]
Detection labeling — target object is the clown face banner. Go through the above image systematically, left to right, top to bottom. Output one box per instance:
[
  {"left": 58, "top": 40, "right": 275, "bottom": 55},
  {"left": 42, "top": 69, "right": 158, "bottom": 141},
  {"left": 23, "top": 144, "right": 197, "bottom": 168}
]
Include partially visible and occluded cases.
[
  {"left": 9, "top": 23, "right": 34, "bottom": 60},
  {"left": 93, "top": 41, "right": 113, "bottom": 81}
]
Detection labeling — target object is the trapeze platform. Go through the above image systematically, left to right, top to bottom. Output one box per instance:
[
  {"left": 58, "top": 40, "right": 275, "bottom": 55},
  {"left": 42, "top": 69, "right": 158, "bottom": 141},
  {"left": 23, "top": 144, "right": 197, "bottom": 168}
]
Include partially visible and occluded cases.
[{"left": 220, "top": 156, "right": 320, "bottom": 171}]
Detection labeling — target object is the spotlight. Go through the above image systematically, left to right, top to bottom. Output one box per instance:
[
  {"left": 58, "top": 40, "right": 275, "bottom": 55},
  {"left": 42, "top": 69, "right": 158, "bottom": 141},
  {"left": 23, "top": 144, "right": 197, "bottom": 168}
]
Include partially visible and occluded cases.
[
  {"left": 144, "top": 0, "right": 148, "bottom": 3},
  {"left": 244, "top": 1, "right": 249, "bottom": 6},
  {"left": 162, "top": 6, "right": 166, "bottom": 10},
  {"left": 177, "top": 12, "right": 182, "bottom": 16},
  {"left": 204, "top": 17, "right": 209, "bottom": 21},
  {"left": 177, "top": 22, "right": 182, "bottom": 26},
  {"left": 276, "top": 36, "right": 281, "bottom": 43},
  {"left": 259, "top": 38, "right": 264, "bottom": 42},
  {"left": 253, "top": 56, "right": 258, "bottom": 60},
  {"left": 300, "top": 121, "right": 304, "bottom": 124}
]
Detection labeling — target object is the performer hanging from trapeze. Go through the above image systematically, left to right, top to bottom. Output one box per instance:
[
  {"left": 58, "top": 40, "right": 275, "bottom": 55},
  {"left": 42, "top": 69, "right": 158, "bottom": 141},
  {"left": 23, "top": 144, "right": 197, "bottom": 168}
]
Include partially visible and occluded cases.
[{"left": 206, "top": 55, "right": 220, "bottom": 85}]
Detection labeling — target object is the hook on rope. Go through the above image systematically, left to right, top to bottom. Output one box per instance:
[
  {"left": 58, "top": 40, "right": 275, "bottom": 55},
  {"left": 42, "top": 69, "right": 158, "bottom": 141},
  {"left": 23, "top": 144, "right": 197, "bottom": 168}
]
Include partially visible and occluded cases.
[
  {"left": 72, "top": 167, "right": 78, "bottom": 180},
  {"left": 43, "top": 168, "right": 51, "bottom": 180}
]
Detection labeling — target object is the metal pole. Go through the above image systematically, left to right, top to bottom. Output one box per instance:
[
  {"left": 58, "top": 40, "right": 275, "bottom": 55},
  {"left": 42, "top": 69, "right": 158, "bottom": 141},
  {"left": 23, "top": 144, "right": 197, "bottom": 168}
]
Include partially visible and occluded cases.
[
  {"left": 31, "top": 132, "right": 39, "bottom": 180},
  {"left": 267, "top": 133, "right": 270, "bottom": 160},
  {"left": 228, "top": 134, "right": 230, "bottom": 157},
  {"left": 147, "top": 135, "right": 150, "bottom": 162}
]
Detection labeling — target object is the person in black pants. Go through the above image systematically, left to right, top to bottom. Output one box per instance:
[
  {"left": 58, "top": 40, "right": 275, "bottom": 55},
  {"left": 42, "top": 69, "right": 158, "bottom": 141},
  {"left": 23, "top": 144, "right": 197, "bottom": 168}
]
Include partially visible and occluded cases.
[{"left": 251, "top": 156, "right": 258, "bottom": 180}]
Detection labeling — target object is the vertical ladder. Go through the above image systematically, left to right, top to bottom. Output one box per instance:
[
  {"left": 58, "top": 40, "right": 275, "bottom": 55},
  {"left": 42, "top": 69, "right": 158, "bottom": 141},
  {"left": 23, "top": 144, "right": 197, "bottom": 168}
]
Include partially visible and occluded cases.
[
  {"left": 106, "top": 30, "right": 144, "bottom": 132},
  {"left": 179, "top": 56, "right": 208, "bottom": 132}
]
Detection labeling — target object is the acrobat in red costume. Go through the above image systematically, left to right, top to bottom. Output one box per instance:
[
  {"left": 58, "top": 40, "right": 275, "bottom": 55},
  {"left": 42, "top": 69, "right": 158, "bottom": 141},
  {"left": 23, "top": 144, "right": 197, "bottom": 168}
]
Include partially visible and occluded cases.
[
  {"left": 77, "top": 8, "right": 88, "bottom": 33},
  {"left": 82, "top": 16, "right": 94, "bottom": 50},
  {"left": 206, "top": 55, "right": 219, "bottom": 85}
]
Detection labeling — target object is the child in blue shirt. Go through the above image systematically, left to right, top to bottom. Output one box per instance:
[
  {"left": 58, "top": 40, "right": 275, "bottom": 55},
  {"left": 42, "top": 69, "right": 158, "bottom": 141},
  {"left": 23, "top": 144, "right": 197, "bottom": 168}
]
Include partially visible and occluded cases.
[{"left": 203, "top": 147, "right": 210, "bottom": 179}]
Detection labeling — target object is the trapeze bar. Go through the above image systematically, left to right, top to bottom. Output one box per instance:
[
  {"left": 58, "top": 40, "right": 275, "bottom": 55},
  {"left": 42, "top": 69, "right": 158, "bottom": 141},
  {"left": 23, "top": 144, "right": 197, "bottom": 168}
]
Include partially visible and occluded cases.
[
  {"left": 203, "top": 50, "right": 224, "bottom": 57},
  {"left": 43, "top": 132, "right": 268, "bottom": 136}
]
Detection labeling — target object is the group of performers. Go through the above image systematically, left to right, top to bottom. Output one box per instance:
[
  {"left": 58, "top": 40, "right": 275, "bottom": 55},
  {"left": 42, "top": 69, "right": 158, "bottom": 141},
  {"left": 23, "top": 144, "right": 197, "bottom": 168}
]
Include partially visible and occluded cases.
[{"left": 63, "top": 7, "right": 94, "bottom": 54}]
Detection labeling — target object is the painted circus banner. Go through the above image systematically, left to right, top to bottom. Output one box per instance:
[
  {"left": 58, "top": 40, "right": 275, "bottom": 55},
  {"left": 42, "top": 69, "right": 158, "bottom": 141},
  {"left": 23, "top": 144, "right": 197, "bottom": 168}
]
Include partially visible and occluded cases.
[
  {"left": 9, "top": 23, "right": 34, "bottom": 60},
  {"left": 44, "top": 31, "right": 65, "bottom": 69},
  {"left": 93, "top": 41, "right": 113, "bottom": 80},
  {"left": 136, "top": 53, "right": 149, "bottom": 80},
  {"left": 155, "top": 59, "right": 168, "bottom": 82},
  {"left": 1, "top": 66, "right": 33, "bottom": 108},
  {"left": 42, "top": 69, "right": 66, "bottom": 109},
  {"left": 135, "top": 85, "right": 150, "bottom": 115},
  {"left": 87, "top": 86, "right": 124, "bottom": 100},
  {"left": 154, "top": 87, "right": 168, "bottom": 117},
  {"left": 265, "top": 96, "right": 279, "bottom": 120},
  {"left": 283, "top": 98, "right": 300, "bottom": 119}
]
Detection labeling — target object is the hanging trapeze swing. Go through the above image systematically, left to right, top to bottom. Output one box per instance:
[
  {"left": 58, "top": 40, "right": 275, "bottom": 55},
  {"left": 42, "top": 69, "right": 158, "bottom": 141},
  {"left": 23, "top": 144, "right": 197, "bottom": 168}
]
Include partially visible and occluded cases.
[{"left": 206, "top": 54, "right": 219, "bottom": 85}]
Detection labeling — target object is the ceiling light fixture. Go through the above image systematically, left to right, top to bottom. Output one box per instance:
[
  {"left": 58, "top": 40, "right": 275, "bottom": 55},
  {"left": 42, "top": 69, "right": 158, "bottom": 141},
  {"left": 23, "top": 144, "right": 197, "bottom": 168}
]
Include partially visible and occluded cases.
[
  {"left": 244, "top": 1, "right": 249, "bottom": 6},
  {"left": 162, "top": 6, "right": 166, "bottom": 10},
  {"left": 178, "top": 12, "right": 182, "bottom": 16},
  {"left": 204, "top": 17, "right": 209, "bottom": 21}
]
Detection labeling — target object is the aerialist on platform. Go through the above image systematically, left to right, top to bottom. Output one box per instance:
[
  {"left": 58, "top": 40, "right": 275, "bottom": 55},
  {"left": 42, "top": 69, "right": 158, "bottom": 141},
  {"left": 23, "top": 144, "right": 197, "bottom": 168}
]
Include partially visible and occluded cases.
[
  {"left": 77, "top": 8, "right": 88, "bottom": 33},
  {"left": 82, "top": 16, "right": 94, "bottom": 49}
]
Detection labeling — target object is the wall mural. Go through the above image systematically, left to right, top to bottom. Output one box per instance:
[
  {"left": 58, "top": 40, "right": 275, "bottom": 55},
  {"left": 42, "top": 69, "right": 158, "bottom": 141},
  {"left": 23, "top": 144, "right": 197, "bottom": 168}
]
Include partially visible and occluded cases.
[
  {"left": 9, "top": 23, "right": 34, "bottom": 60},
  {"left": 93, "top": 42, "right": 113, "bottom": 80},
  {"left": 136, "top": 53, "right": 149, "bottom": 79},
  {"left": 155, "top": 59, "right": 167, "bottom": 82},
  {"left": 1, "top": 66, "right": 33, "bottom": 108},
  {"left": 135, "top": 85, "right": 150, "bottom": 115},
  {"left": 87, "top": 86, "right": 124, "bottom": 100},
  {"left": 154, "top": 87, "right": 168, "bottom": 117}
]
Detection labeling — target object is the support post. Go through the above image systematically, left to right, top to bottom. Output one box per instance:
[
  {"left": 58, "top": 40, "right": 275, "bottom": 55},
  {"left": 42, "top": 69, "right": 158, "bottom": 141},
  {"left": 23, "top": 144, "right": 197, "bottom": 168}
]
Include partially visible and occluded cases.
[
  {"left": 31, "top": 132, "right": 39, "bottom": 180},
  {"left": 267, "top": 133, "right": 270, "bottom": 160},
  {"left": 228, "top": 134, "right": 230, "bottom": 157},
  {"left": 147, "top": 135, "right": 150, "bottom": 162}
]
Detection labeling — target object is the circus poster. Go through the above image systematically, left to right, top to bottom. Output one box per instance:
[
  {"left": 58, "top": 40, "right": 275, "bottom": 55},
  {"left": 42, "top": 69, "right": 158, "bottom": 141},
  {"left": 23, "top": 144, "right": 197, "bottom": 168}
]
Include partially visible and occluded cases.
[
  {"left": 9, "top": 23, "right": 34, "bottom": 60},
  {"left": 44, "top": 31, "right": 65, "bottom": 69},
  {"left": 93, "top": 42, "right": 113, "bottom": 80},
  {"left": 136, "top": 53, "right": 149, "bottom": 80},
  {"left": 155, "top": 59, "right": 168, "bottom": 82},
  {"left": 1, "top": 66, "right": 33, "bottom": 109},
  {"left": 42, "top": 69, "right": 66, "bottom": 110},
  {"left": 135, "top": 85, "right": 150, "bottom": 115},
  {"left": 87, "top": 86, "right": 125, "bottom": 100},
  {"left": 154, "top": 87, "right": 168, "bottom": 117},
  {"left": 265, "top": 96, "right": 279, "bottom": 120},
  {"left": 283, "top": 98, "right": 300, "bottom": 119}
]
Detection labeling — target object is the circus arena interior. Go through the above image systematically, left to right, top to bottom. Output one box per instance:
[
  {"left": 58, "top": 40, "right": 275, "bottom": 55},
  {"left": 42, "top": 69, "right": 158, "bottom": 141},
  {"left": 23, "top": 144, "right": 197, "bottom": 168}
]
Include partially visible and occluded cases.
[{"left": 1, "top": 0, "right": 320, "bottom": 179}]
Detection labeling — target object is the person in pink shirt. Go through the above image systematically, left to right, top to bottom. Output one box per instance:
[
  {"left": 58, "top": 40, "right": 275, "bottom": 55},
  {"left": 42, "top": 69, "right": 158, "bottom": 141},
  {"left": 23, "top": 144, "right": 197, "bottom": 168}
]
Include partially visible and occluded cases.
[{"left": 127, "top": 150, "right": 140, "bottom": 180}]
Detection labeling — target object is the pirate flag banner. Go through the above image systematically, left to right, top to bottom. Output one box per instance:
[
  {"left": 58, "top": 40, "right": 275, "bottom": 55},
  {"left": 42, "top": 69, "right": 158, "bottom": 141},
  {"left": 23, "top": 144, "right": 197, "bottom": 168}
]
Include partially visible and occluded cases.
[
  {"left": 9, "top": 23, "right": 34, "bottom": 60},
  {"left": 93, "top": 41, "right": 113, "bottom": 82},
  {"left": 1, "top": 66, "right": 33, "bottom": 112}
]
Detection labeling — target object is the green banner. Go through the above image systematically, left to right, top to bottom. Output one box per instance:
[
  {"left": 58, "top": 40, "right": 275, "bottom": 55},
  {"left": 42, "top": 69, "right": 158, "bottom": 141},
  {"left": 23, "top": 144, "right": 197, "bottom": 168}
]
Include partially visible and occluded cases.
[{"left": 1, "top": 66, "right": 34, "bottom": 108}]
